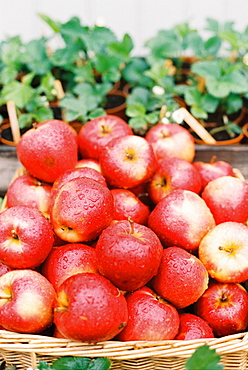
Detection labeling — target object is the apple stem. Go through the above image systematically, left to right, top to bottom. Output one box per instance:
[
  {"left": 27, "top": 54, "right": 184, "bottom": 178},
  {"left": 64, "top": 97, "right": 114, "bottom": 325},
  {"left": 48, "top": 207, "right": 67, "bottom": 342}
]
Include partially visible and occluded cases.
[
  {"left": 101, "top": 125, "right": 109, "bottom": 134},
  {"left": 210, "top": 156, "right": 217, "bottom": 164},
  {"left": 128, "top": 217, "right": 134, "bottom": 234},
  {"left": 11, "top": 230, "right": 19, "bottom": 240},
  {"left": 218, "top": 245, "right": 234, "bottom": 254}
]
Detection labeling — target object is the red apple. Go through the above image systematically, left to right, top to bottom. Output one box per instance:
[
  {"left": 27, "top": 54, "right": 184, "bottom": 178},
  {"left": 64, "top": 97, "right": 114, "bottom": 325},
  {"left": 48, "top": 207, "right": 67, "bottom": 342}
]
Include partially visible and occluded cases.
[
  {"left": 78, "top": 115, "right": 133, "bottom": 160},
  {"left": 16, "top": 119, "right": 78, "bottom": 183},
  {"left": 145, "top": 123, "right": 195, "bottom": 162},
  {"left": 99, "top": 134, "right": 157, "bottom": 189},
  {"left": 193, "top": 156, "right": 236, "bottom": 190},
  {"left": 147, "top": 157, "right": 202, "bottom": 204},
  {"left": 76, "top": 158, "right": 102, "bottom": 173},
  {"left": 50, "top": 166, "right": 107, "bottom": 203},
  {"left": 6, "top": 173, "right": 52, "bottom": 216},
  {"left": 201, "top": 176, "right": 248, "bottom": 225},
  {"left": 50, "top": 177, "right": 114, "bottom": 243},
  {"left": 110, "top": 188, "right": 150, "bottom": 224},
  {"left": 148, "top": 189, "right": 216, "bottom": 252},
  {"left": 0, "top": 205, "right": 54, "bottom": 269},
  {"left": 95, "top": 219, "right": 163, "bottom": 292},
  {"left": 198, "top": 222, "right": 248, "bottom": 283},
  {"left": 42, "top": 243, "right": 98, "bottom": 291},
  {"left": 152, "top": 246, "right": 209, "bottom": 309},
  {"left": 0, "top": 262, "right": 13, "bottom": 276},
  {"left": 0, "top": 269, "right": 56, "bottom": 333},
  {"left": 53, "top": 272, "right": 128, "bottom": 342},
  {"left": 194, "top": 281, "right": 248, "bottom": 337},
  {"left": 117, "top": 286, "right": 180, "bottom": 341},
  {"left": 174, "top": 313, "right": 214, "bottom": 340}
]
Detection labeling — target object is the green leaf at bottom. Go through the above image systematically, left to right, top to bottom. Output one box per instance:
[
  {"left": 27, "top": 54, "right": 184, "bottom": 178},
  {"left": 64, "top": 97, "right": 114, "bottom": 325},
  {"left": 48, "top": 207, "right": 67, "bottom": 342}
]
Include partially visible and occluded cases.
[{"left": 185, "top": 344, "right": 223, "bottom": 370}]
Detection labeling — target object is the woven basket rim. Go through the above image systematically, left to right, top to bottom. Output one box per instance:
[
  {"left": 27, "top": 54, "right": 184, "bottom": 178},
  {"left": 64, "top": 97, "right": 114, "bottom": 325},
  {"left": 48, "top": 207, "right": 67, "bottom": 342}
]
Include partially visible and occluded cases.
[{"left": 0, "top": 330, "right": 248, "bottom": 360}]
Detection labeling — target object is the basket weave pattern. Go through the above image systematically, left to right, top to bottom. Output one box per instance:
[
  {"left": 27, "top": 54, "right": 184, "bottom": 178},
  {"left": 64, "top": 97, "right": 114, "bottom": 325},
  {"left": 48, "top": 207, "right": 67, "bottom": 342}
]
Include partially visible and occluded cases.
[{"left": 0, "top": 330, "right": 248, "bottom": 369}]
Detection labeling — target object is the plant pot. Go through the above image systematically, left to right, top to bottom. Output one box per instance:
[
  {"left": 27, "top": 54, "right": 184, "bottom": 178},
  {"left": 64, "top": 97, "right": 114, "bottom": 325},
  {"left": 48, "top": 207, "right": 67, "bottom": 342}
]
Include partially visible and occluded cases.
[
  {"left": 105, "top": 90, "right": 127, "bottom": 121},
  {"left": 191, "top": 108, "right": 246, "bottom": 145},
  {"left": 0, "top": 122, "right": 30, "bottom": 147}
]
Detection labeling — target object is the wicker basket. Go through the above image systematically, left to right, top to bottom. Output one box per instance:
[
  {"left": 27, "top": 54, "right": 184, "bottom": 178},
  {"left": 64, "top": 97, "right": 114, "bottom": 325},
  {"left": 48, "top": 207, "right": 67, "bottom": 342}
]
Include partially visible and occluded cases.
[
  {"left": 1, "top": 168, "right": 248, "bottom": 370},
  {"left": 0, "top": 330, "right": 248, "bottom": 369}
]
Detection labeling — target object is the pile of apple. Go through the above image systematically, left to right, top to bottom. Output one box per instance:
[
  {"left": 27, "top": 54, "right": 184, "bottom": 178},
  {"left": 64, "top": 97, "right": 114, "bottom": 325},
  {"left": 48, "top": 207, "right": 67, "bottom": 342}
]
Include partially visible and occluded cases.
[{"left": 0, "top": 116, "right": 248, "bottom": 343}]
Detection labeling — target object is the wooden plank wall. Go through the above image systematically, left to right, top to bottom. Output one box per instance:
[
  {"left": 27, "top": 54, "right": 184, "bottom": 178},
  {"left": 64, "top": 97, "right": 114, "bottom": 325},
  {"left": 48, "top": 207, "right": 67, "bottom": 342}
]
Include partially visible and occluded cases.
[{"left": 0, "top": 0, "right": 247, "bottom": 56}]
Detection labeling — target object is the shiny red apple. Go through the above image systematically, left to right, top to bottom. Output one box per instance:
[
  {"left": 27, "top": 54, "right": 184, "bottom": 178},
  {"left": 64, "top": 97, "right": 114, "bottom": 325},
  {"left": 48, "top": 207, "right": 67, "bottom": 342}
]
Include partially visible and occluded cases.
[
  {"left": 78, "top": 115, "right": 133, "bottom": 160},
  {"left": 99, "top": 134, "right": 157, "bottom": 189},
  {"left": 95, "top": 219, "right": 163, "bottom": 292},
  {"left": 53, "top": 272, "right": 128, "bottom": 342},
  {"left": 117, "top": 286, "right": 180, "bottom": 341}
]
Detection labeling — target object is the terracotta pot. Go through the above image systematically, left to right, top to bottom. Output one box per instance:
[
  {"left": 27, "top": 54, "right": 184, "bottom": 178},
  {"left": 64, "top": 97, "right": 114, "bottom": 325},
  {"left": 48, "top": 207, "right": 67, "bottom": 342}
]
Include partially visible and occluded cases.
[
  {"left": 105, "top": 90, "right": 127, "bottom": 121},
  {"left": 192, "top": 108, "right": 246, "bottom": 145},
  {"left": 0, "top": 122, "right": 20, "bottom": 146},
  {"left": 242, "top": 122, "right": 248, "bottom": 143}
]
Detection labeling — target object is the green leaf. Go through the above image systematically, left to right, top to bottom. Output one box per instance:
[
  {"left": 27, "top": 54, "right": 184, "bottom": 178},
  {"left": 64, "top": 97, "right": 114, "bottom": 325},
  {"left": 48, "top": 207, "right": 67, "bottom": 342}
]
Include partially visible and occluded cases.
[
  {"left": 37, "top": 13, "right": 62, "bottom": 33},
  {"left": 204, "top": 18, "right": 220, "bottom": 33},
  {"left": 108, "top": 33, "right": 133, "bottom": 60},
  {"left": 22, "top": 38, "right": 52, "bottom": 75},
  {"left": 192, "top": 61, "right": 220, "bottom": 79},
  {"left": 0, "top": 65, "right": 19, "bottom": 85},
  {"left": 227, "top": 70, "right": 248, "bottom": 94},
  {"left": 205, "top": 76, "right": 231, "bottom": 98},
  {"left": 1, "top": 81, "right": 33, "bottom": 108},
  {"left": 126, "top": 86, "right": 150, "bottom": 106},
  {"left": 184, "top": 87, "right": 202, "bottom": 106},
  {"left": 201, "top": 94, "right": 219, "bottom": 113},
  {"left": 226, "top": 94, "right": 243, "bottom": 114},
  {"left": 126, "top": 104, "right": 146, "bottom": 117},
  {"left": 33, "top": 106, "right": 54, "bottom": 122},
  {"left": 190, "top": 106, "right": 208, "bottom": 119},
  {"left": 145, "top": 111, "right": 159, "bottom": 124},
  {"left": 18, "top": 113, "right": 34, "bottom": 129},
  {"left": 128, "top": 116, "right": 147, "bottom": 129},
  {"left": 185, "top": 344, "right": 223, "bottom": 370},
  {"left": 51, "top": 356, "right": 91, "bottom": 369}
]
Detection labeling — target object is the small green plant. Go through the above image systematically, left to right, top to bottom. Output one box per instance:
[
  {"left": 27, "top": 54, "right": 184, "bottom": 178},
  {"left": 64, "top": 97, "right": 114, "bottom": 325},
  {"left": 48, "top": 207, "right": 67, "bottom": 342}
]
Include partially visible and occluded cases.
[
  {"left": 181, "top": 57, "right": 248, "bottom": 127},
  {"left": 59, "top": 82, "right": 107, "bottom": 124},
  {"left": 126, "top": 85, "right": 180, "bottom": 135},
  {"left": 185, "top": 344, "right": 223, "bottom": 370},
  {"left": 37, "top": 356, "right": 111, "bottom": 370}
]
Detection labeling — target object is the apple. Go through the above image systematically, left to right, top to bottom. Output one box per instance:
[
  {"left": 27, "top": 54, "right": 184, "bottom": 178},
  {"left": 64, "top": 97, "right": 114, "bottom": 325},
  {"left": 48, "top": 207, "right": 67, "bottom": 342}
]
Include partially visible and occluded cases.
[
  {"left": 78, "top": 115, "right": 133, "bottom": 160},
  {"left": 16, "top": 119, "right": 78, "bottom": 183},
  {"left": 145, "top": 123, "right": 195, "bottom": 162},
  {"left": 99, "top": 134, "right": 157, "bottom": 189},
  {"left": 193, "top": 156, "right": 236, "bottom": 190},
  {"left": 147, "top": 157, "right": 202, "bottom": 204},
  {"left": 76, "top": 158, "right": 102, "bottom": 173},
  {"left": 50, "top": 166, "right": 107, "bottom": 203},
  {"left": 6, "top": 173, "right": 53, "bottom": 216},
  {"left": 201, "top": 176, "right": 248, "bottom": 225},
  {"left": 50, "top": 177, "right": 114, "bottom": 243},
  {"left": 110, "top": 188, "right": 150, "bottom": 224},
  {"left": 148, "top": 189, "right": 216, "bottom": 252},
  {"left": 0, "top": 205, "right": 54, "bottom": 269},
  {"left": 95, "top": 219, "right": 163, "bottom": 292},
  {"left": 198, "top": 222, "right": 248, "bottom": 283},
  {"left": 41, "top": 243, "right": 98, "bottom": 291},
  {"left": 152, "top": 246, "right": 209, "bottom": 309},
  {"left": 0, "top": 262, "right": 13, "bottom": 276},
  {"left": 0, "top": 269, "right": 56, "bottom": 333},
  {"left": 53, "top": 272, "right": 128, "bottom": 342},
  {"left": 194, "top": 281, "right": 248, "bottom": 337},
  {"left": 116, "top": 286, "right": 180, "bottom": 341},
  {"left": 174, "top": 313, "right": 214, "bottom": 340}
]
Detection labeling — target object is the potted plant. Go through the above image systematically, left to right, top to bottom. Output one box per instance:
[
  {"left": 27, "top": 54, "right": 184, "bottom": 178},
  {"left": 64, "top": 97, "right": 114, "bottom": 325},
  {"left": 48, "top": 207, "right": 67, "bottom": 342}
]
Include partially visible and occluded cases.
[{"left": 177, "top": 57, "right": 248, "bottom": 143}]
